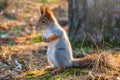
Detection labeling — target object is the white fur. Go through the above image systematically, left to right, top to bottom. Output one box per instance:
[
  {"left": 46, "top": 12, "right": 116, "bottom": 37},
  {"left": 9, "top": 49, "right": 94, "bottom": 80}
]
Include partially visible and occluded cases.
[
  {"left": 44, "top": 21, "right": 73, "bottom": 67},
  {"left": 44, "top": 28, "right": 60, "bottom": 67},
  {"left": 44, "top": 29, "right": 53, "bottom": 39},
  {"left": 47, "top": 38, "right": 60, "bottom": 67}
]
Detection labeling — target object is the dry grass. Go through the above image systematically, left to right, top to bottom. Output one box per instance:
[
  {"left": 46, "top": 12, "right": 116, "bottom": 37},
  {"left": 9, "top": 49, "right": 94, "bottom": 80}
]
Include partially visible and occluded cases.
[{"left": 0, "top": 39, "right": 120, "bottom": 80}]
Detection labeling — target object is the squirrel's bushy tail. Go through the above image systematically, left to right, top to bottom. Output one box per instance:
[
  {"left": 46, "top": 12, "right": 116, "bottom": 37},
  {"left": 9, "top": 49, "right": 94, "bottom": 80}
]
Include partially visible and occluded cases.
[{"left": 72, "top": 52, "right": 118, "bottom": 69}]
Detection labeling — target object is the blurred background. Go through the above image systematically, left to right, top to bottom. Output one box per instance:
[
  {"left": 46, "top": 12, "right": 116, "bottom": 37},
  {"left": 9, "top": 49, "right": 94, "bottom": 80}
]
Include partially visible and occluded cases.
[
  {"left": 0, "top": 0, "right": 120, "bottom": 79},
  {"left": 0, "top": 0, "right": 68, "bottom": 45},
  {"left": 0, "top": 0, "right": 120, "bottom": 48},
  {"left": 0, "top": 0, "right": 70, "bottom": 79},
  {"left": 69, "top": 0, "right": 120, "bottom": 49}
]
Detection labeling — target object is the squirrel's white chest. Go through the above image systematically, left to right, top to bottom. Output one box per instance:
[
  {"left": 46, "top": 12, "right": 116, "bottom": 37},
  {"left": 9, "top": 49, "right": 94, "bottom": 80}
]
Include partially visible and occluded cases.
[{"left": 44, "top": 29, "right": 53, "bottom": 39}]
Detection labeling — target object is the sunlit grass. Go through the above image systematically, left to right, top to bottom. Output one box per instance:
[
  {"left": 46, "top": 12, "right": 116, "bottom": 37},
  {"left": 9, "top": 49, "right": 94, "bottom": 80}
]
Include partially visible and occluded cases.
[
  {"left": 37, "top": 0, "right": 59, "bottom": 3},
  {"left": 24, "top": 68, "right": 89, "bottom": 80}
]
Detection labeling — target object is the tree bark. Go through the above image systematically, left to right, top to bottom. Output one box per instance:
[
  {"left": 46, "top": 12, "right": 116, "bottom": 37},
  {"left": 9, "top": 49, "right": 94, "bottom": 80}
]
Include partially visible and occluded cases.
[
  {"left": 68, "top": 0, "right": 120, "bottom": 45},
  {"left": 68, "top": 0, "right": 87, "bottom": 41}
]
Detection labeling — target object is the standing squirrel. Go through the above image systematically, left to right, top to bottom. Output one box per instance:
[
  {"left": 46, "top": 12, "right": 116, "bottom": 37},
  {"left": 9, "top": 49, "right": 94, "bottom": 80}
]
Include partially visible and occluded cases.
[{"left": 36, "top": 6, "right": 117, "bottom": 74}]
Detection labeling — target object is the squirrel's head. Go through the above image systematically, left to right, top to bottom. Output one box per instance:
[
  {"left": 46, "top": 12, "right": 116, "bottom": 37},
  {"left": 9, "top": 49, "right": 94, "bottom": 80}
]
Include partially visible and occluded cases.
[{"left": 36, "top": 6, "right": 54, "bottom": 31}]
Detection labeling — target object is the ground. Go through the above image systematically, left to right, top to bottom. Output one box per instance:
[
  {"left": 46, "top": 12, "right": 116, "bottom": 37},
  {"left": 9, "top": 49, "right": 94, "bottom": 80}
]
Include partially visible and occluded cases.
[{"left": 0, "top": 0, "right": 120, "bottom": 80}]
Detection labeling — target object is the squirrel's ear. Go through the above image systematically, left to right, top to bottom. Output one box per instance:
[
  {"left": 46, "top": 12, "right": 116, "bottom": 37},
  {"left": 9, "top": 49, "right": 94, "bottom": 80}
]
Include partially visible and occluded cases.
[
  {"left": 40, "top": 6, "right": 45, "bottom": 15},
  {"left": 44, "top": 7, "right": 54, "bottom": 22}
]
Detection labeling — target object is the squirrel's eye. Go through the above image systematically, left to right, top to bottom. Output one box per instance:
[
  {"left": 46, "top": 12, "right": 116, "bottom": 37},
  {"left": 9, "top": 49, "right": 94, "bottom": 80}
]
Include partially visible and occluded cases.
[{"left": 42, "top": 21, "right": 45, "bottom": 23}]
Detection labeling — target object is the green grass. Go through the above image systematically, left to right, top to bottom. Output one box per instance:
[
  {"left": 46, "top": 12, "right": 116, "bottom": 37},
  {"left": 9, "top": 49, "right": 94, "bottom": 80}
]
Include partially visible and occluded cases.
[
  {"left": 13, "top": 26, "right": 22, "bottom": 34},
  {"left": 0, "top": 30, "right": 9, "bottom": 35},
  {"left": 30, "top": 34, "right": 43, "bottom": 43},
  {"left": 31, "top": 37, "right": 42, "bottom": 43},
  {"left": 24, "top": 68, "right": 88, "bottom": 80}
]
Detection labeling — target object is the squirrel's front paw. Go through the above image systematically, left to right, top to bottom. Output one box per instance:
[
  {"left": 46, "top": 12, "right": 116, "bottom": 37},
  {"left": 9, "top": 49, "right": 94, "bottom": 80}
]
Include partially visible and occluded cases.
[
  {"left": 43, "top": 38, "right": 48, "bottom": 42},
  {"left": 44, "top": 66, "right": 55, "bottom": 71}
]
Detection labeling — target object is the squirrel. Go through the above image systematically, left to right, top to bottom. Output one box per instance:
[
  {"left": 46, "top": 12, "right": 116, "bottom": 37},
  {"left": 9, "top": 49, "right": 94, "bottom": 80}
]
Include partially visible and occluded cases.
[{"left": 36, "top": 6, "right": 118, "bottom": 74}]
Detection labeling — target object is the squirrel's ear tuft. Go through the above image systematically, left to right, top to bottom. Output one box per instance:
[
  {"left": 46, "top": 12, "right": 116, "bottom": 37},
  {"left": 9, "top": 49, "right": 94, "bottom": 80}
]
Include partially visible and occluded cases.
[
  {"left": 40, "top": 6, "right": 45, "bottom": 15},
  {"left": 44, "top": 7, "right": 54, "bottom": 22}
]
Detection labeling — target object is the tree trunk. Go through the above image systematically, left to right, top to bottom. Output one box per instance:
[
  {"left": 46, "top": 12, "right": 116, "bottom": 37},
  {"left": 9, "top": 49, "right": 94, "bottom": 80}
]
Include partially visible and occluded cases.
[
  {"left": 68, "top": 0, "right": 120, "bottom": 46},
  {"left": 68, "top": 0, "right": 87, "bottom": 40}
]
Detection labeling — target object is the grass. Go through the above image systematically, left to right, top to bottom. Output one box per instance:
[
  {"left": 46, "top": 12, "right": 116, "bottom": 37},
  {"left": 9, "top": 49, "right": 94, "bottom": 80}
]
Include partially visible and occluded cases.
[
  {"left": 37, "top": 0, "right": 59, "bottom": 3},
  {"left": 13, "top": 26, "right": 22, "bottom": 34},
  {"left": 0, "top": 30, "right": 9, "bottom": 35},
  {"left": 30, "top": 34, "right": 43, "bottom": 44},
  {"left": 71, "top": 37, "right": 120, "bottom": 52},
  {"left": 0, "top": 39, "right": 120, "bottom": 79},
  {"left": 23, "top": 68, "right": 89, "bottom": 80}
]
